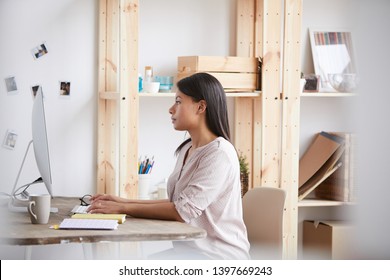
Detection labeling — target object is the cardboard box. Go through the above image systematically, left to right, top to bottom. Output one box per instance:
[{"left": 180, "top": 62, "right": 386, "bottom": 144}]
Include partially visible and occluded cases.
[
  {"left": 177, "top": 56, "right": 259, "bottom": 91},
  {"left": 303, "top": 220, "right": 355, "bottom": 259}
]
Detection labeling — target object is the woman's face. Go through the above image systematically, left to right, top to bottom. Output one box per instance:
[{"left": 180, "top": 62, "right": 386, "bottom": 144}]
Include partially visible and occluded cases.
[{"left": 169, "top": 91, "right": 200, "bottom": 131}]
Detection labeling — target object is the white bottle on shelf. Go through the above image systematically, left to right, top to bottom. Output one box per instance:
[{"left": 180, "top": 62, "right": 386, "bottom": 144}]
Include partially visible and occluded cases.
[{"left": 144, "top": 66, "right": 153, "bottom": 83}]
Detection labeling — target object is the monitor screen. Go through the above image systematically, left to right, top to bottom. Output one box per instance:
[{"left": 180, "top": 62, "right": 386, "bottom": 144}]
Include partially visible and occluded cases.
[{"left": 32, "top": 87, "right": 53, "bottom": 197}]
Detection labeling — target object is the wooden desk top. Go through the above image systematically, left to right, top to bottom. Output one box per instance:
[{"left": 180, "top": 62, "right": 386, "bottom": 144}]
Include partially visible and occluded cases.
[{"left": 0, "top": 197, "right": 206, "bottom": 246}]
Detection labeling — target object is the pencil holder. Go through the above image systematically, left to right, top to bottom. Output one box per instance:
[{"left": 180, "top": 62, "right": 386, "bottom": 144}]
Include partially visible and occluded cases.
[{"left": 138, "top": 174, "right": 151, "bottom": 199}]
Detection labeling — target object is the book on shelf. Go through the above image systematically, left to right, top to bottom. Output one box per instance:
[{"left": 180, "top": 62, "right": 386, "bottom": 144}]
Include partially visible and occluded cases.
[
  {"left": 298, "top": 131, "right": 346, "bottom": 201},
  {"left": 314, "top": 132, "right": 356, "bottom": 202},
  {"left": 348, "top": 133, "right": 357, "bottom": 202},
  {"left": 71, "top": 213, "right": 127, "bottom": 224}
]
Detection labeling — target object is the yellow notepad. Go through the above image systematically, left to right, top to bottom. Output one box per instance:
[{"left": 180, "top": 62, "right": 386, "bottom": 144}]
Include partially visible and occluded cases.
[{"left": 71, "top": 213, "right": 126, "bottom": 224}]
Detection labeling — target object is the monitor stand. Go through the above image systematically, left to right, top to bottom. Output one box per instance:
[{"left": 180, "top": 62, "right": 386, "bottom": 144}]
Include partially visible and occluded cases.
[
  {"left": 9, "top": 140, "right": 58, "bottom": 213},
  {"left": 8, "top": 199, "right": 58, "bottom": 213}
]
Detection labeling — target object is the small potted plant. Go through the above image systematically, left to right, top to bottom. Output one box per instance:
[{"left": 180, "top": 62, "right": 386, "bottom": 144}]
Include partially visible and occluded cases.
[{"left": 239, "top": 153, "right": 250, "bottom": 197}]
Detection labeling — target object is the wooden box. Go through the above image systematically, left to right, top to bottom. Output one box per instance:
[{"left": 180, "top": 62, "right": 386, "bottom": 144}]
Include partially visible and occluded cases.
[{"left": 177, "top": 56, "right": 259, "bottom": 91}]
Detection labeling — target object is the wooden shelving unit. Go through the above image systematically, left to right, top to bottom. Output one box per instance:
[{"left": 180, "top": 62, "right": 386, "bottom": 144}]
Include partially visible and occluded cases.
[
  {"left": 97, "top": 0, "right": 302, "bottom": 259},
  {"left": 98, "top": 0, "right": 354, "bottom": 260},
  {"left": 234, "top": 0, "right": 302, "bottom": 259},
  {"left": 138, "top": 91, "right": 261, "bottom": 98}
]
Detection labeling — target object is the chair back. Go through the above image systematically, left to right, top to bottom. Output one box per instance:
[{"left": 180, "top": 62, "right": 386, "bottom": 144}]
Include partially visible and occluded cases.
[{"left": 242, "top": 186, "right": 286, "bottom": 259}]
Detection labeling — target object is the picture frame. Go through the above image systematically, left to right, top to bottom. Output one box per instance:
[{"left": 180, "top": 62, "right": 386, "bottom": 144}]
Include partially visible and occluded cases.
[
  {"left": 309, "top": 29, "right": 357, "bottom": 92},
  {"left": 31, "top": 42, "right": 48, "bottom": 60},
  {"left": 4, "top": 75, "right": 18, "bottom": 95},
  {"left": 59, "top": 81, "right": 71, "bottom": 97},
  {"left": 31, "top": 85, "right": 40, "bottom": 99},
  {"left": 3, "top": 130, "right": 18, "bottom": 150}
]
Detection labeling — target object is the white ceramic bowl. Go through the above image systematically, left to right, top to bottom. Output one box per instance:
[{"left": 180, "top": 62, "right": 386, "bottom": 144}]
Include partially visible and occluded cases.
[
  {"left": 328, "top": 73, "right": 358, "bottom": 92},
  {"left": 143, "top": 82, "right": 160, "bottom": 93}
]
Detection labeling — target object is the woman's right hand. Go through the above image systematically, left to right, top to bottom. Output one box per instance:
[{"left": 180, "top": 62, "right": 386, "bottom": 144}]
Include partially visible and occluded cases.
[{"left": 91, "top": 194, "right": 127, "bottom": 203}]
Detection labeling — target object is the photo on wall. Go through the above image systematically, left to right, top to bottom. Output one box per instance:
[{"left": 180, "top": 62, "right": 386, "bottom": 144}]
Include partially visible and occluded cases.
[
  {"left": 31, "top": 42, "right": 48, "bottom": 60},
  {"left": 4, "top": 76, "right": 18, "bottom": 95},
  {"left": 59, "top": 81, "right": 71, "bottom": 97},
  {"left": 31, "top": 85, "right": 41, "bottom": 99},
  {"left": 3, "top": 130, "right": 18, "bottom": 150}
]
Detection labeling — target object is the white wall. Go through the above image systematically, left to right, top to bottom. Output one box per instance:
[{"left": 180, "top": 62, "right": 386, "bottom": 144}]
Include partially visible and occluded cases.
[
  {"left": 0, "top": 0, "right": 98, "bottom": 198},
  {"left": 0, "top": 0, "right": 236, "bottom": 199},
  {"left": 353, "top": 0, "right": 390, "bottom": 259}
]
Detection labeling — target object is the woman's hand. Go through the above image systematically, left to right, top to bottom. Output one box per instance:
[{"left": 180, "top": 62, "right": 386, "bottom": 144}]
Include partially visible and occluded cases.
[
  {"left": 91, "top": 194, "right": 127, "bottom": 203},
  {"left": 88, "top": 199, "right": 126, "bottom": 214}
]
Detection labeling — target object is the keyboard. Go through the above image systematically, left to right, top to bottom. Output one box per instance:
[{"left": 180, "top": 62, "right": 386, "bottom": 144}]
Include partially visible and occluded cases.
[{"left": 71, "top": 205, "right": 90, "bottom": 214}]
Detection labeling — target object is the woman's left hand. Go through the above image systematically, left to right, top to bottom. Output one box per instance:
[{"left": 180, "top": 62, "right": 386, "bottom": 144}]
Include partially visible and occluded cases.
[{"left": 88, "top": 199, "right": 126, "bottom": 214}]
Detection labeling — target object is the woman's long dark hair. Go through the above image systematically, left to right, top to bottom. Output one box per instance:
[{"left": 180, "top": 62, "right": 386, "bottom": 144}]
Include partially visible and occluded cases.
[{"left": 175, "top": 72, "right": 231, "bottom": 155}]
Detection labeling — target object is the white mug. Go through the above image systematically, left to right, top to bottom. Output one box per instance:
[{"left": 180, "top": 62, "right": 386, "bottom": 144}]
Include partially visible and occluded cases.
[{"left": 28, "top": 194, "right": 51, "bottom": 224}]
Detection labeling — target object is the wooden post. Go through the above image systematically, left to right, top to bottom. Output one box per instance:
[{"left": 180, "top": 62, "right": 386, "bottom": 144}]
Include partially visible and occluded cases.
[
  {"left": 97, "top": 0, "right": 139, "bottom": 198},
  {"left": 98, "top": 0, "right": 120, "bottom": 195},
  {"left": 119, "top": 0, "right": 139, "bottom": 198},
  {"left": 235, "top": 0, "right": 256, "bottom": 189},
  {"left": 236, "top": 0, "right": 255, "bottom": 57},
  {"left": 252, "top": 0, "right": 264, "bottom": 188},
  {"left": 261, "top": 0, "right": 282, "bottom": 188},
  {"left": 281, "top": 0, "right": 302, "bottom": 259}
]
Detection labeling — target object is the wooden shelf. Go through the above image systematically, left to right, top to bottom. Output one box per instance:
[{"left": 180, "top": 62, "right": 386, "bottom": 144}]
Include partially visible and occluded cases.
[
  {"left": 138, "top": 91, "right": 262, "bottom": 98},
  {"left": 226, "top": 91, "right": 261, "bottom": 97},
  {"left": 138, "top": 92, "right": 175, "bottom": 97},
  {"left": 301, "top": 92, "right": 356, "bottom": 97},
  {"left": 298, "top": 198, "right": 355, "bottom": 207}
]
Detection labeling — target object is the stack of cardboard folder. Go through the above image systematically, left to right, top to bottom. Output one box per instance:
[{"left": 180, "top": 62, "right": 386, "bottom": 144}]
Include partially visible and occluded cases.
[{"left": 298, "top": 131, "right": 356, "bottom": 202}]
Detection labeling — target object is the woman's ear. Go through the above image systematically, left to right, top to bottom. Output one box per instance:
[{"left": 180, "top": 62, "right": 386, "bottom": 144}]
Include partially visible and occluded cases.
[{"left": 197, "top": 100, "right": 207, "bottom": 114}]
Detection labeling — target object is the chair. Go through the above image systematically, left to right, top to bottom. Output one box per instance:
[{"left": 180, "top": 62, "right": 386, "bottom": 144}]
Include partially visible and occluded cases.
[{"left": 242, "top": 186, "right": 286, "bottom": 259}]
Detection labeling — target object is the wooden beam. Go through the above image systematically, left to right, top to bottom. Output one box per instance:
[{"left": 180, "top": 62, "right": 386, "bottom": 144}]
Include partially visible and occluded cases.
[
  {"left": 97, "top": 0, "right": 119, "bottom": 195},
  {"left": 97, "top": 0, "right": 107, "bottom": 194},
  {"left": 119, "top": 0, "right": 139, "bottom": 198},
  {"left": 236, "top": 0, "right": 255, "bottom": 57},
  {"left": 252, "top": 0, "right": 264, "bottom": 188},
  {"left": 254, "top": 0, "right": 264, "bottom": 57},
  {"left": 261, "top": 0, "right": 282, "bottom": 188},
  {"left": 281, "top": 0, "right": 302, "bottom": 259},
  {"left": 234, "top": 98, "right": 254, "bottom": 189}
]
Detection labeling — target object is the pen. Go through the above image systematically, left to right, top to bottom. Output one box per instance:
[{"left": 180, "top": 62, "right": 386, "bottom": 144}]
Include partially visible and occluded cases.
[
  {"left": 138, "top": 156, "right": 155, "bottom": 174},
  {"left": 142, "top": 158, "right": 149, "bottom": 174}
]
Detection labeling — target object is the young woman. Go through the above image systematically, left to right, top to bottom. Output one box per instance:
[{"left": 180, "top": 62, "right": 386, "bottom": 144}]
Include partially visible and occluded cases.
[{"left": 89, "top": 73, "right": 250, "bottom": 259}]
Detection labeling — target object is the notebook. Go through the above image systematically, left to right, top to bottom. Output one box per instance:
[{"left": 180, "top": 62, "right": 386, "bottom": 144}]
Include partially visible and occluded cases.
[
  {"left": 71, "top": 213, "right": 126, "bottom": 224},
  {"left": 57, "top": 218, "right": 118, "bottom": 230}
]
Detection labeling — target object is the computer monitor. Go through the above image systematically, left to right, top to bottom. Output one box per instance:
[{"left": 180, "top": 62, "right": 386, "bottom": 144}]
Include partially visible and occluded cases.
[
  {"left": 9, "top": 86, "right": 55, "bottom": 211},
  {"left": 31, "top": 87, "right": 53, "bottom": 198}
]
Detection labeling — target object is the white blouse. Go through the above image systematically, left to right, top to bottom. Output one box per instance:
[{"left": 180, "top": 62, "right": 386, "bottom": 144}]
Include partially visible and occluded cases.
[{"left": 167, "top": 137, "right": 250, "bottom": 259}]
